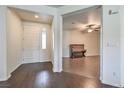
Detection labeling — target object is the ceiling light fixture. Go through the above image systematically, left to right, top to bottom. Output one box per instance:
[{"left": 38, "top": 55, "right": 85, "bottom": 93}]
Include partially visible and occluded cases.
[
  {"left": 34, "top": 14, "right": 39, "bottom": 18},
  {"left": 88, "top": 29, "right": 92, "bottom": 33}
]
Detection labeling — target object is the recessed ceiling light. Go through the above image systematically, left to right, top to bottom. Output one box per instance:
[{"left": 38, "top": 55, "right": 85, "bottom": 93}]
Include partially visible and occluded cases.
[
  {"left": 34, "top": 14, "right": 39, "bottom": 18},
  {"left": 88, "top": 29, "right": 92, "bottom": 33}
]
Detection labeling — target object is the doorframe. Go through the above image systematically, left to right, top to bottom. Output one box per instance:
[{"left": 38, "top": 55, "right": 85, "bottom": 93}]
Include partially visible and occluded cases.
[{"left": 59, "top": 5, "right": 103, "bottom": 80}]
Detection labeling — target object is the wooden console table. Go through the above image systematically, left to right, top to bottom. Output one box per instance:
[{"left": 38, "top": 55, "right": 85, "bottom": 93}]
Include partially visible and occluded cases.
[{"left": 69, "top": 44, "right": 86, "bottom": 58}]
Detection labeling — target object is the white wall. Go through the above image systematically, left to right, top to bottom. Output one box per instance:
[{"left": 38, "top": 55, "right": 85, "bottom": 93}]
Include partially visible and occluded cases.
[
  {"left": 0, "top": 6, "right": 7, "bottom": 81},
  {"left": 102, "top": 6, "right": 121, "bottom": 87},
  {"left": 120, "top": 6, "right": 124, "bottom": 87},
  {"left": 6, "top": 9, "right": 23, "bottom": 77},
  {"left": 22, "top": 21, "right": 52, "bottom": 63},
  {"left": 63, "top": 30, "right": 100, "bottom": 57}
]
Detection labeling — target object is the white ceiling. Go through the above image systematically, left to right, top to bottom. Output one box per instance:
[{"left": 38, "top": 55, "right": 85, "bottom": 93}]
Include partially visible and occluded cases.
[
  {"left": 9, "top": 6, "right": 101, "bottom": 29},
  {"left": 63, "top": 6, "right": 101, "bottom": 31},
  {"left": 9, "top": 8, "right": 53, "bottom": 24}
]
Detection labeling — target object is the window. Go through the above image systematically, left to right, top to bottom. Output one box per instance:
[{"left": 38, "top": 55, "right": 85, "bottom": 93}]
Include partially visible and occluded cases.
[{"left": 41, "top": 31, "right": 47, "bottom": 49}]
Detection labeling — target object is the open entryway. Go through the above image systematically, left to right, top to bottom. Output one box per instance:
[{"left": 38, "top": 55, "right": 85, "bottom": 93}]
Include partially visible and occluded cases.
[
  {"left": 62, "top": 6, "right": 102, "bottom": 79},
  {"left": 6, "top": 7, "right": 54, "bottom": 77}
]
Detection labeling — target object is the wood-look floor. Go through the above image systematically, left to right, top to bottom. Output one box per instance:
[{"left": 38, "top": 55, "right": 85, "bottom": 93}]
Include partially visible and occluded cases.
[
  {"left": 63, "top": 56, "right": 100, "bottom": 79},
  {"left": 0, "top": 61, "right": 115, "bottom": 88}
]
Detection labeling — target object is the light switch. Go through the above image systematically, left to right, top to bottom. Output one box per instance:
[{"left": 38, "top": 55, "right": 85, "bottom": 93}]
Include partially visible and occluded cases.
[{"left": 109, "top": 10, "right": 119, "bottom": 15}]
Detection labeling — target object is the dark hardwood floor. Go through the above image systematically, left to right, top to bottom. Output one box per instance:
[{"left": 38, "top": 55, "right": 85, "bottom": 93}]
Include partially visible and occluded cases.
[
  {"left": 63, "top": 56, "right": 100, "bottom": 79},
  {"left": 0, "top": 62, "right": 116, "bottom": 88}
]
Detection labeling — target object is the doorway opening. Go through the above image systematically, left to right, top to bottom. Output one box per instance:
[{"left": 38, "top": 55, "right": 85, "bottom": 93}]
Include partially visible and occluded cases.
[
  {"left": 62, "top": 6, "right": 102, "bottom": 79},
  {"left": 7, "top": 7, "right": 54, "bottom": 77}
]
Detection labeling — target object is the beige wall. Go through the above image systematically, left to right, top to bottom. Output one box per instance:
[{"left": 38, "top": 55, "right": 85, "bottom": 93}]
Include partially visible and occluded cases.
[
  {"left": 7, "top": 9, "right": 23, "bottom": 77},
  {"left": 63, "top": 30, "right": 100, "bottom": 57}
]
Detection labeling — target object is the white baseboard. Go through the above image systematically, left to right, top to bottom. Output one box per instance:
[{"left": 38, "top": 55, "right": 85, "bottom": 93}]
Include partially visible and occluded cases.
[
  {"left": 22, "top": 60, "right": 52, "bottom": 64},
  {"left": 0, "top": 63, "right": 21, "bottom": 82},
  {"left": 52, "top": 67, "right": 62, "bottom": 73},
  {"left": 53, "top": 67, "right": 58, "bottom": 72},
  {"left": 58, "top": 68, "right": 62, "bottom": 72},
  {"left": 0, "top": 74, "right": 11, "bottom": 82},
  {"left": 7, "top": 74, "right": 11, "bottom": 80},
  {"left": 100, "top": 76, "right": 102, "bottom": 81},
  {"left": 0, "top": 78, "right": 6, "bottom": 81},
  {"left": 101, "top": 79, "right": 121, "bottom": 87},
  {"left": 120, "top": 82, "right": 124, "bottom": 88},
  {"left": 120, "top": 84, "right": 124, "bottom": 88}
]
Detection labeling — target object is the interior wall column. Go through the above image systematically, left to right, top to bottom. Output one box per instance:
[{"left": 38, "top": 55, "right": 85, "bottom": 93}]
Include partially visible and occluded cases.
[{"left": 52, "top": 13, "right": 63, "bottom": 72}]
